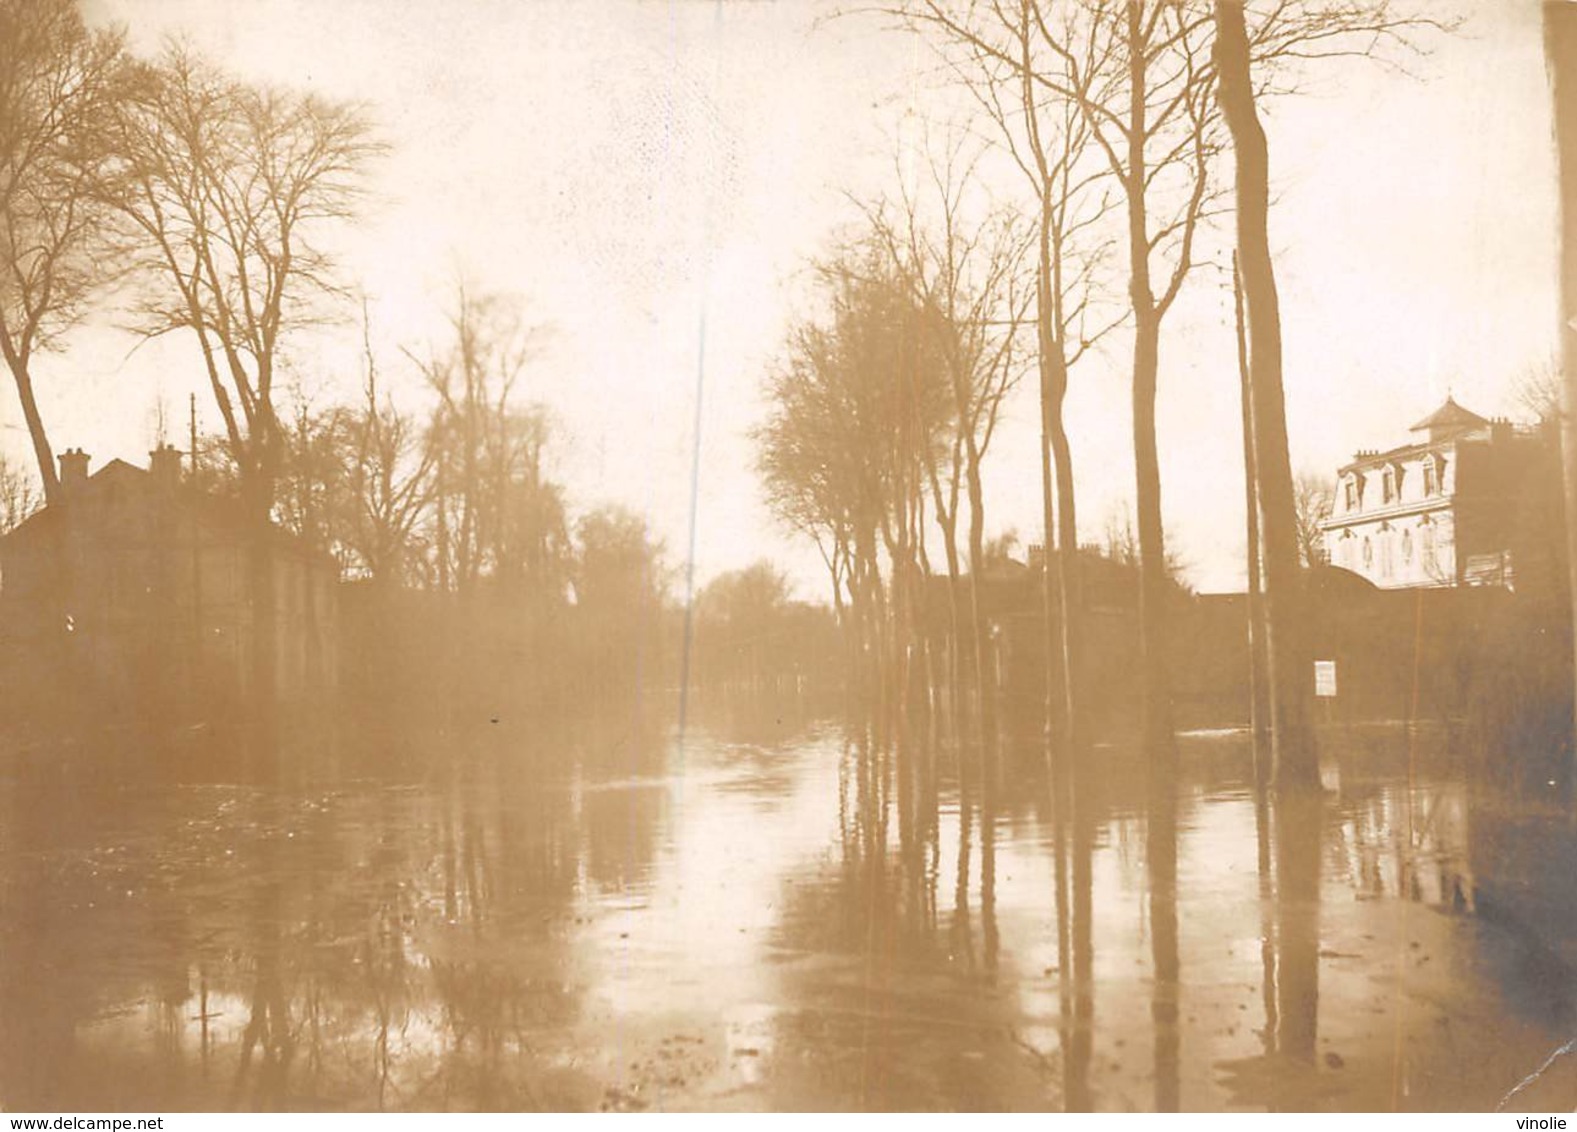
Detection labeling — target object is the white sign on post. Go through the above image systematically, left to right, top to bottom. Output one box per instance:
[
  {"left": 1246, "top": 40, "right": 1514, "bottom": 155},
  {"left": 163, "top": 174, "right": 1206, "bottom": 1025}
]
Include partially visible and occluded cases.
[{"left": 1314, "top": 659, "right": 1338, "bottom": 699}]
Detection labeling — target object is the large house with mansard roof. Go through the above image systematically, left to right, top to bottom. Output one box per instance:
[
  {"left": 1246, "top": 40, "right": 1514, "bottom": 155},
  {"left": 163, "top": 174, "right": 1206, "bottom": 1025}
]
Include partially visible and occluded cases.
[{"left": 1319, "top": 396, "right": 1564, "bottom": 595}]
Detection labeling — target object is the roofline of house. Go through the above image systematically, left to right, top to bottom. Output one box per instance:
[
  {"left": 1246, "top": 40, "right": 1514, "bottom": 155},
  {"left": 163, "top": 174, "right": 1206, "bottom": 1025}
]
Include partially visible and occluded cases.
[
  {"left": 1336, "top": 437, "right": 1460, "bottom": 476},
  {"left": 1319, "top": 496, "right": 1454, "bottom": 532}
]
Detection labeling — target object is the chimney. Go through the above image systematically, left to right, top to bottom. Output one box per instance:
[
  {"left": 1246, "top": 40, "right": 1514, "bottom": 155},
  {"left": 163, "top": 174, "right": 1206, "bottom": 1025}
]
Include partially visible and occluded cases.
[
  {"left": 148, "top": 444, "right": 181, "bottom": 492},
  {"left": 57, "top": 448, "right": 90, "bottom": 495}
]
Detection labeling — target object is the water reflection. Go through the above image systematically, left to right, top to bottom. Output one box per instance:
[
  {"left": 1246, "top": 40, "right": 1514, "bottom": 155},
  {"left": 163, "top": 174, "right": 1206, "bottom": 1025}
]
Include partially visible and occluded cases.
[
  {"left": 2, "top": 705, "right": 1576, "bottom": 1110},
  {"left": 1147, "top": 743, "right": 1180, "bottom": 1112},
  {"left": 1275, "top": 788, "right": 1322, "bottom": 1069}
]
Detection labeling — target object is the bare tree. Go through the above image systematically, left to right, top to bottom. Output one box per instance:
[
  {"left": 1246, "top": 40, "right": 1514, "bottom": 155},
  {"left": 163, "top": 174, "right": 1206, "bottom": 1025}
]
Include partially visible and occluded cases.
[
  {"left": 0, "top": 0, "right": 126, "bottom": 502},
  {"left": 894, "top": 0, "right": 1221, "bottom": 746},
  {"left": 897, "top": 0, "right": 1444, "bottom": 749},
  {"left": 1218, "top": 0, "right": 1314, "bottom": 786},
  {"left": 887, "top": 1, "right": 1120, "bottom": 745},
  {"left": 1069, "top": 1, "right": 1221, "bottom": 750},
  {"left": 108, "top": 44, "right": 378, "bottom": 716},
  {"left": 109, "top": 45, "right": 378, "bottom": 525},
  {"left": 860, "top": 136, "right": 1034, "bottom": 712},
  {"left": 757, "top": 238, "right": 954, "bottom": 708},
  {"left": 1235, "top": 255, "right": 1271, "bottom": 756},
  {"left": 410, "top": 285, "right": 564, "bottom": 598},
  {"left": 340, "top": 316, "right": 434, "bottom": 586},
  {"left": 1513, "top": 355, "right": 1562, "bottom": 425},
  {"left": 273, "top": 393, "right": 353, "bottom": 561},
  {"left": 0, "top": 447, "right": 40, "bottom": 534},
  {"left": 1292, "top": 471, "right": 1331, "bottom": 569},
  {"left": 573, "top": 504, "right": 670, "bottom": 689},
  {"left": 981, "top": 528, "right": 1022, "bottom": 569}
]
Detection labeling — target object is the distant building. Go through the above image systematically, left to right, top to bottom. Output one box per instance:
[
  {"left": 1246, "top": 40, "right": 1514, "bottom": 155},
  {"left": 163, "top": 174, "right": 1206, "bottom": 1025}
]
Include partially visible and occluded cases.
[
  {"left": 1320, "top": 397, "right": 1564, "bottom": 594},
  {"left": 0, "top": 447, "right": 338, "bottom": 717}
]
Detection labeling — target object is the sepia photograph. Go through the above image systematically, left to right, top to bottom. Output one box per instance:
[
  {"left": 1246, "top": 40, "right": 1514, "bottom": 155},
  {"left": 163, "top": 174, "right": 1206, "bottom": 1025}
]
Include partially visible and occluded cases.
[{"left": 2, "top": 0, "right": 1576, "bottom": 1116}]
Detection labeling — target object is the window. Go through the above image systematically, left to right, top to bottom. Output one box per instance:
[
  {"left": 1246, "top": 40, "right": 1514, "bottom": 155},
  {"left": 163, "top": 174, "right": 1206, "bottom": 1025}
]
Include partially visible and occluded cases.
[
  {"left": 1423, "top": 456, "right": 1439, "bottom": 497},
  {"left": 1382, "top": 466, "right": 1397, "bottom": 505},
  {"left": 1344, "top": 475, "right": 1361, "bottom": 513},
  {"left": 1421, "top": 517, "right": 1439, "bottom": 577},
  {"left": 1379, "top": 524, "right": 1394, "bottom": 578},
  {"left": 1402, "top": 529, "right": 1413, "bottom": 565},
  {"left": 1362, "top": 537, "right": 1373, "bottom": 570}
]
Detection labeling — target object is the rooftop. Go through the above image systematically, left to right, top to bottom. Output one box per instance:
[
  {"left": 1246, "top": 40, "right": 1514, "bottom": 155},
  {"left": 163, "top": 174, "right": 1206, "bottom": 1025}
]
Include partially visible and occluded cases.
[{"left": 1409, "top": 395, "right": 1490, "bottom": 435}]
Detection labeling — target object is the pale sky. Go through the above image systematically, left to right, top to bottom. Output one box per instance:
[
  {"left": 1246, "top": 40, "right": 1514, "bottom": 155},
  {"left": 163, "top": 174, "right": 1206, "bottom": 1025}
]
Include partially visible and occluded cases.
[{"left": 5, "top": 0, "right": 1559, "bottom": 597}]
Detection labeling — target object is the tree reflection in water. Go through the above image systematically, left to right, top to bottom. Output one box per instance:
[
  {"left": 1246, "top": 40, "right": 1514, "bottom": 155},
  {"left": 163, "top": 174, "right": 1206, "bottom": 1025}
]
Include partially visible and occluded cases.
[
  {"left": 3, "top": 704, "right": 1576, "bottom": 1111},
  {"left": 1146, "top": 739, "right": 1181, "bottom": 1112},
  {"left": 1275, "top": 787, "right": 1322, "bottom": 1068}
]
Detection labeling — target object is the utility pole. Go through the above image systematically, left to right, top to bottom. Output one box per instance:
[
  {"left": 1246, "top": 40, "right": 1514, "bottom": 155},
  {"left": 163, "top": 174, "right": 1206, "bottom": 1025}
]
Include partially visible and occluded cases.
[
  {"left": 1546, "top": 1, "right": 1577, "bottom": 788},
  {"left": 189, "top": 393, "right": 202, "bottom": 700}
]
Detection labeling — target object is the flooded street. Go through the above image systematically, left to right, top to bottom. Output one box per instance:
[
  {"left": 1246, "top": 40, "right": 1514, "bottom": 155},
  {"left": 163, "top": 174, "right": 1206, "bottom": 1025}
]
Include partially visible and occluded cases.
[{"left": 3, "top": 702, "right": 1576, "bottom": 1112}]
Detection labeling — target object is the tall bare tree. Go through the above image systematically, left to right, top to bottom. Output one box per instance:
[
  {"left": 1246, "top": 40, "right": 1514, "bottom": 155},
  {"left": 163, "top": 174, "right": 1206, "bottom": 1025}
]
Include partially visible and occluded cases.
[
  {"left": 0, "top": 0, "right": 126, "bottom": 502},
  {"left": 893, "top": 0, "right": 1123, "bottom": 744},
  {"left": 894, "top": 0, "right": 1219, "bottom": 746},
  {"left": 897, "top": 0, "right": 1442, "bottom": 749},
  {"left": 1217, "top": 0, "right": 1315, "bottom": 786},
  {"left": 1218, "top": 0, "right": 1444, "bottom": 779},
  {"left": 1072, "top": 1, "right": 1220, "bottom": 749},
  {"left": 108, "top": 45, "right": 378, "bottom": 715},
  {"left": 110, "top": 47, "right": 377, "bottom": 523},
  {"left": 861, "top": 138, "right": 1034, "bottom": 712},
  {"left": 757, "top": 238, "right": 953, "bottom": 708},
  {"left": 1235, "top": 254, "right": 1271, "bottom": 757},
  {"left": 411, "top": 286, "right": 565, "bottom": 599},
  {"left": 339, "top": 316, "right": 434, "bottom": 586},
  {"left": 1513, "top": 355, "right": 1562, "bottom": 425},
  {"left": 0, "top": 447, "right": 39, "bottom": 533},
  {"left": 1291, "top": 471, "right": 1331, "bottom": 569}
]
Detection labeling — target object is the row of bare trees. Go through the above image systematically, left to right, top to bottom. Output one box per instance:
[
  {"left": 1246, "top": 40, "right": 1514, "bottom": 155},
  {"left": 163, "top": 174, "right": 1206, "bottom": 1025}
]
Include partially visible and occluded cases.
[
  {"left": 0, "top": 0, "right": 679, "bottom": 716},
  {"left": 0, "top": 0, "right": 385, "bottom": 715},
  {"left": 760, "top": 0, "right": 1440, "bottom": 765},
  {"left": 757, "top": 197, "right": 1023, "bottom": 720}
]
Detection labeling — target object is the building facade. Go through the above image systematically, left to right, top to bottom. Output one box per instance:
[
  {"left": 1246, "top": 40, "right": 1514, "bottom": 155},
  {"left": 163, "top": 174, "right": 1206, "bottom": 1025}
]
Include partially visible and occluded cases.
[
  {"left": 1320, "top": 397, "right": 1563, "bottom": 594},
  {"left": 0, "top": 447, "right": 338, "bottom": 719}
]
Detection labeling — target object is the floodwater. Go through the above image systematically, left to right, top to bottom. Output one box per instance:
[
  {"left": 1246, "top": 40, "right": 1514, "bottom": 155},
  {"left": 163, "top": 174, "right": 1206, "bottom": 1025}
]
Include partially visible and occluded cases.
[{"left": 2, "top": 699, "right": 1576, "bottom": 1112}]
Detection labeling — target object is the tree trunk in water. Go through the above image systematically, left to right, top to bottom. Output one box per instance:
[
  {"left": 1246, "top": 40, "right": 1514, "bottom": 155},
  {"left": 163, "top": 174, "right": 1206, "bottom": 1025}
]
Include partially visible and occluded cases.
[
  {"left": 1216, "top": 0, "right": 1315, "bottom": 790},
  {"left": 1546, "top": 0, "right": 1577, "bottom": 778},
  {"left": 1125, "top": 2, "right": 1171, "bottom": 751},
  {"left": 1037, "top": 251, "right": 1081, "bottom": 748},
  {"left": 1236, "top": 255, "right": 1272, "bottom": 765},
  {"left": 1132, "top": 311, "right": 1172, "bottom": 748},
  {"left": 1038, "top": 349, "right": 1064, "bottom": 742},
  {"left": 2, "top": 353, "right": 61, "bottom": 504},
  {"left": 1048, "top": 375, "right": 1082, "bottom": 744},
  {"left": 964, "top": 451, "right": 993, "bottom": 729},
  {"left": 926, "top": 457, "right": 967, "bottom": 718},
  {"left": 244, "top": 467, "right": 279, "bottom": 772},
  {"left": 943, "top": 525, "right": 966, "bottom": 717},
  {"left": 1146, "top": 745, "right": 1180, "bottom": 1110},
  {"left": 1274, "top": 786, "right": 1322, "bottom": 1061}
]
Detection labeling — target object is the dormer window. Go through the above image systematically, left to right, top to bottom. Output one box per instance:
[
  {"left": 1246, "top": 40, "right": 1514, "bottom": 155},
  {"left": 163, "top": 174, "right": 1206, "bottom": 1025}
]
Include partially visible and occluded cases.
[
  {"left": 1422, "top": 454, "right": 1441, "bottom": 497},
  {"left": 1382, "top": 466, "right": 1398, "bottom": 505},
  {"left": 1344, "top": 474, "right": 1361, "bottom": 513}
]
